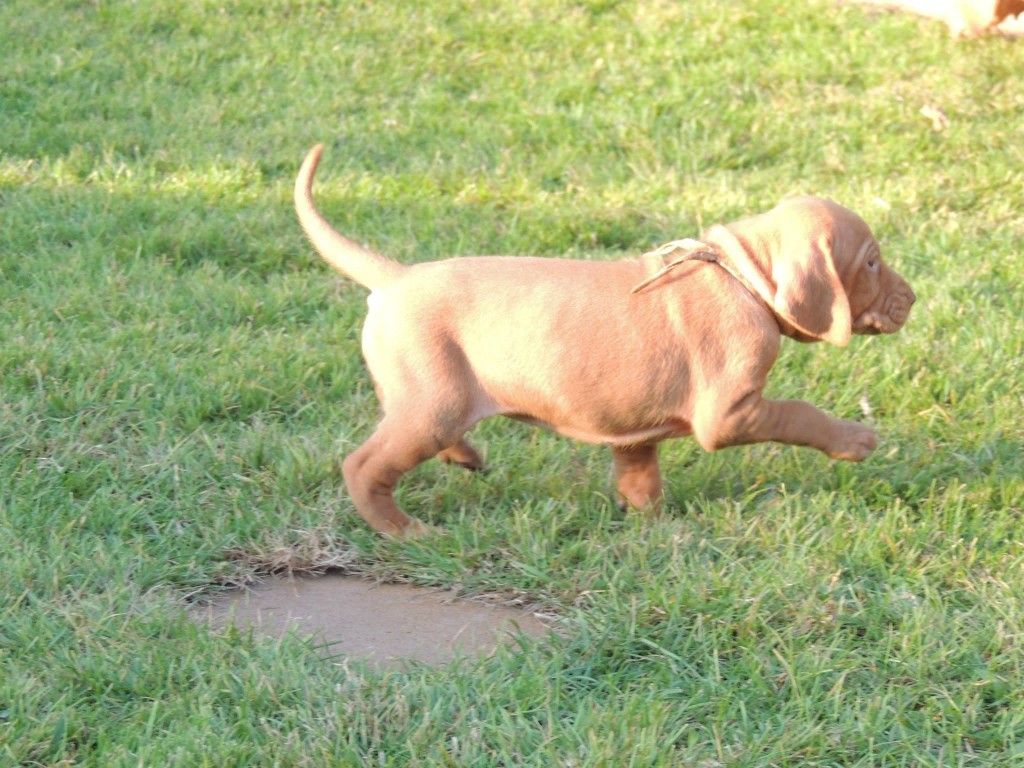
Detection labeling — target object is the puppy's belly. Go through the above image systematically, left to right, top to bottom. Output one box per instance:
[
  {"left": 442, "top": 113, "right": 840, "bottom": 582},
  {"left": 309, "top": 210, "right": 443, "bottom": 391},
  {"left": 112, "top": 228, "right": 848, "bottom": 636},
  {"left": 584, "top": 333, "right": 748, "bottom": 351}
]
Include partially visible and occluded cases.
[{"left": 506, "top": 414, "right": 692, "bottom": 446}]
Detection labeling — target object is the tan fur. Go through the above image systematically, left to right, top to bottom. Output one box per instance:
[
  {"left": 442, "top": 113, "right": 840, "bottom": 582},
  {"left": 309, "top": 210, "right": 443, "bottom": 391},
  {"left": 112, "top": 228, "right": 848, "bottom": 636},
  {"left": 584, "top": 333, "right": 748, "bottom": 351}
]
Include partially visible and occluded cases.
[{"left": 295, "top": 145, "right": 916, "bottom": 537}]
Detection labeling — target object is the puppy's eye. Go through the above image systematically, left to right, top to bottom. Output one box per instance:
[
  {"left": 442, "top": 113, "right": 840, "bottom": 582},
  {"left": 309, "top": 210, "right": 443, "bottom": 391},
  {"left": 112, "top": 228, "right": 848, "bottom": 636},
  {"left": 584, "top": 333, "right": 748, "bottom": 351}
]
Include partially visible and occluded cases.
[{"left": 867, "top": 258, "right": 878, "bottom": 270}]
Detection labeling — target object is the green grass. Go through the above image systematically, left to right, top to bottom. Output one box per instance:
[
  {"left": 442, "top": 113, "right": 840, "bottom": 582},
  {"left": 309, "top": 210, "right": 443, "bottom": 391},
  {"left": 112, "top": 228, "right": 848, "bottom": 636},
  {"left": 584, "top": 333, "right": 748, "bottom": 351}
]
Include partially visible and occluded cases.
[{"left": 2, "top": 0, "right": 1023, "bottom": 764}]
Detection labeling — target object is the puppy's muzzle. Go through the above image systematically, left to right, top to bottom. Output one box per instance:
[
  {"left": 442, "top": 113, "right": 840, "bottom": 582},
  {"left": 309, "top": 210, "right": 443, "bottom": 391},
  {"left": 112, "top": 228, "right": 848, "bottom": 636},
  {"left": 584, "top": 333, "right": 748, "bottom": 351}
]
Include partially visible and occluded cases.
[
  {"left": 854, "top": 281, "right": 916, "bottom": 335},
  {"left": 886, "top": 286, "right": 916, "bottom": 328}
]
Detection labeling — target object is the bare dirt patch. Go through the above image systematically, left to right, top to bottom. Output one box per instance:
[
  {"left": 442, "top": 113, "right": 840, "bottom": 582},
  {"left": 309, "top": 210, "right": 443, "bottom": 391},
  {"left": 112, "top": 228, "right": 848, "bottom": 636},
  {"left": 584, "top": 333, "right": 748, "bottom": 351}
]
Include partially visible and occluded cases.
[{"left": 196, "top": 573, "right": 551, "bottom": 668}]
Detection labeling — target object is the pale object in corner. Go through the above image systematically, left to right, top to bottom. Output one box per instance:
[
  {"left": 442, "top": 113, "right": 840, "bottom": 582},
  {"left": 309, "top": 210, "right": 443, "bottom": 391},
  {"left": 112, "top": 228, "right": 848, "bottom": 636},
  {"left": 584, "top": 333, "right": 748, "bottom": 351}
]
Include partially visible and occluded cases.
[{"left": 853, "top": 0, "right": 1024, "bottom": 36}]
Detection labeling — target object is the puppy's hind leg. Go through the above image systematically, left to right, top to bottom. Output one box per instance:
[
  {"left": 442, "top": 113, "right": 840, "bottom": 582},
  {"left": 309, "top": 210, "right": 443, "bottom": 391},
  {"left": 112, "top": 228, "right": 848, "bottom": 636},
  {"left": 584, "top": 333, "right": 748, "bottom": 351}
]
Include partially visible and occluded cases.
[
  {"left": 352, "top": 327, "right": 489, "bottom": 534},
  {"left": 342, "top": 419, "right": 446, "bottom": 537},
  {"left": 437, "top": 438, "right": 485, "bottom": 471}
]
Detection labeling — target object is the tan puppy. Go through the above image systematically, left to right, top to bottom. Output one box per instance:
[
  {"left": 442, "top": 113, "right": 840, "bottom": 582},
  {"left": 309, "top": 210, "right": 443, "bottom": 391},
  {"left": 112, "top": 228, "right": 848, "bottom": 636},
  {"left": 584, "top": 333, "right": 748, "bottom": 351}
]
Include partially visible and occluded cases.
[{"left": 295, "top": 145, "right": 916, "bottom": 537}]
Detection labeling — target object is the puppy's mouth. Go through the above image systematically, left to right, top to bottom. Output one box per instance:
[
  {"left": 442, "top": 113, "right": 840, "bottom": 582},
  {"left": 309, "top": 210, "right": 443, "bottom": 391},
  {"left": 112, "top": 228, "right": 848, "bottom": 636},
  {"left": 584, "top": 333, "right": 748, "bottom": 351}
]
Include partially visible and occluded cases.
[
  {"left": 853, "top": 287, "right": 916, "bottom": 336},
  {"left": 853, "top": 303, "right": 910, "bottom": 335},
  {"left": 852, "top": 309, "right": 884, "bottom": 334}
]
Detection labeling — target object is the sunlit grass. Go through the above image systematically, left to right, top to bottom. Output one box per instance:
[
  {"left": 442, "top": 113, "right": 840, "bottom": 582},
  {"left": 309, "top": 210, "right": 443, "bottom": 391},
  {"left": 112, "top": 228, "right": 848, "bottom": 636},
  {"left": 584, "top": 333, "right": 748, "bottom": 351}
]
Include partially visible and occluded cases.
[{"left": 1, "top": 0, "right": 1022, "bottom": 765}]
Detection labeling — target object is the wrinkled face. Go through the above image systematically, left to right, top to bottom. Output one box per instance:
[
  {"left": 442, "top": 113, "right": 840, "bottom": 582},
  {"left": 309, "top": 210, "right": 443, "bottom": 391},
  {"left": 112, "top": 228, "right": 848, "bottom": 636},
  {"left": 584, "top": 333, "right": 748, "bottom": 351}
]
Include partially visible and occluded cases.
[
  {"left": 703, "top": 195, "right": 916, "bottom": 346},
  {"left": 844, "top": 237, "right": 916, "bottom": 335}
]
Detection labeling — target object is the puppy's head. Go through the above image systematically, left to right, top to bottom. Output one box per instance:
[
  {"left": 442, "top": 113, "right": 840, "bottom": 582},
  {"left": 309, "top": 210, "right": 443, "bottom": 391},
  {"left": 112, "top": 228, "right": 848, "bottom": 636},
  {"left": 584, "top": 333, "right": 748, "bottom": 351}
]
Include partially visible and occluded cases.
[{"left": 705, "top": 196, "right": 916, "bottom": 346}]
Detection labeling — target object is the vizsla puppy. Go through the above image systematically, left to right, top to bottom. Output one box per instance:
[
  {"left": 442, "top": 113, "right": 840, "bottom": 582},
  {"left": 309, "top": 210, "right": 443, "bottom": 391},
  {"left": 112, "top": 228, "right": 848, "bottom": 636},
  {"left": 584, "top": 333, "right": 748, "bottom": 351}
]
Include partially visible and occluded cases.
[{"left": 295, "top": 145, "right": 916, "bottom": 537}]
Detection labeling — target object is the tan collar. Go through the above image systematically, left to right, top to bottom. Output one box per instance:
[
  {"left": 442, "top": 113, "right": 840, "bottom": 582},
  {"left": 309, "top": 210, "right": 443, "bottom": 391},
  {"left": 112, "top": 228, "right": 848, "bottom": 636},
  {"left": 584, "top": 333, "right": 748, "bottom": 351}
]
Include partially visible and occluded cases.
[
  {"left": 631, "top": 238, "right": 760, "bottom": 299},
  {"left": 631, "top": 238, "right": 800, "bottom": 337}
]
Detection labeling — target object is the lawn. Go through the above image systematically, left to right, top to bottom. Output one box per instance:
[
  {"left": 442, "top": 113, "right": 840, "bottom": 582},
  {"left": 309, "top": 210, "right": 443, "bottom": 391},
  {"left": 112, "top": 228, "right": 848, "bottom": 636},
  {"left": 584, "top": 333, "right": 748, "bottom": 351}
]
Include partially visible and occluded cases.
[{"left": 1, "top": 0, "right": 1023, "bottom": 765}]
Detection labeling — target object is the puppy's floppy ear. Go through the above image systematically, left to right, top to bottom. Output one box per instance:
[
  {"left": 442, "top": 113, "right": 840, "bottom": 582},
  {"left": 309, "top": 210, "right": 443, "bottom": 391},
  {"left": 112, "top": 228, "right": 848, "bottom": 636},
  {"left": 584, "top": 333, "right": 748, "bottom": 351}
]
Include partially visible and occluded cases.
[
  {"left": 704, "top": 216, "right": 853, "bottom": 347},
  {"left": 771, "top": 241, "right": 852, "bottom": 346}
]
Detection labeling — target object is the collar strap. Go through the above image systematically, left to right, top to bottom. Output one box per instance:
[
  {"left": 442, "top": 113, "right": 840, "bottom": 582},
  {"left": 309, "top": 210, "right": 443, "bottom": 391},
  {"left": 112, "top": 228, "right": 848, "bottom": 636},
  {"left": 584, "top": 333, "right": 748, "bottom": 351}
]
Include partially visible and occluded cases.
[
  {"left": 631, "top": 237, "right": 798, "bottom": 337},
  {"left": 631, "top": 238, "right": 755, "bottom": 296}
]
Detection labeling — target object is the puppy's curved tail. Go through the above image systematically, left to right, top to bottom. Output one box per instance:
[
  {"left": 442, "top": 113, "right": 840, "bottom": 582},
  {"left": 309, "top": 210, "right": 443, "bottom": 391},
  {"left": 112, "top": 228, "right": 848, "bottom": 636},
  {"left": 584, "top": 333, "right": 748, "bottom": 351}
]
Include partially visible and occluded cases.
[{"left": 294, "top": 144, "right": 406, "bottom": 290}]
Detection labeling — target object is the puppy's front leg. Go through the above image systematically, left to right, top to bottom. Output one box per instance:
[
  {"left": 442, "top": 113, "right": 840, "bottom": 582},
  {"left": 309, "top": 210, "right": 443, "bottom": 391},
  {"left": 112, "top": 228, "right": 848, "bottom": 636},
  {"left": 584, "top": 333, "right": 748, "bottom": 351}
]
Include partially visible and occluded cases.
[
  {"left": 697, "top": 394, "right": 878, "bottom": 461},
  {"left": 612, "top": 443, "right": 663, "bottom": 510}
]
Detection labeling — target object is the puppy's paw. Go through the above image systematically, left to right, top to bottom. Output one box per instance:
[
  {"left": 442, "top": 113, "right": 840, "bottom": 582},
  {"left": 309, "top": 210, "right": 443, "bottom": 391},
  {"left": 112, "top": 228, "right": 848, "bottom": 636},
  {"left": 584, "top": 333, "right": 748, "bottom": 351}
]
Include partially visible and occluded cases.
[
  {"left": 829, "top": 420, "right": 878, "bottom": 462},
  {"left": 398, "top": 518, "right": 447, "bottom": 539}
]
